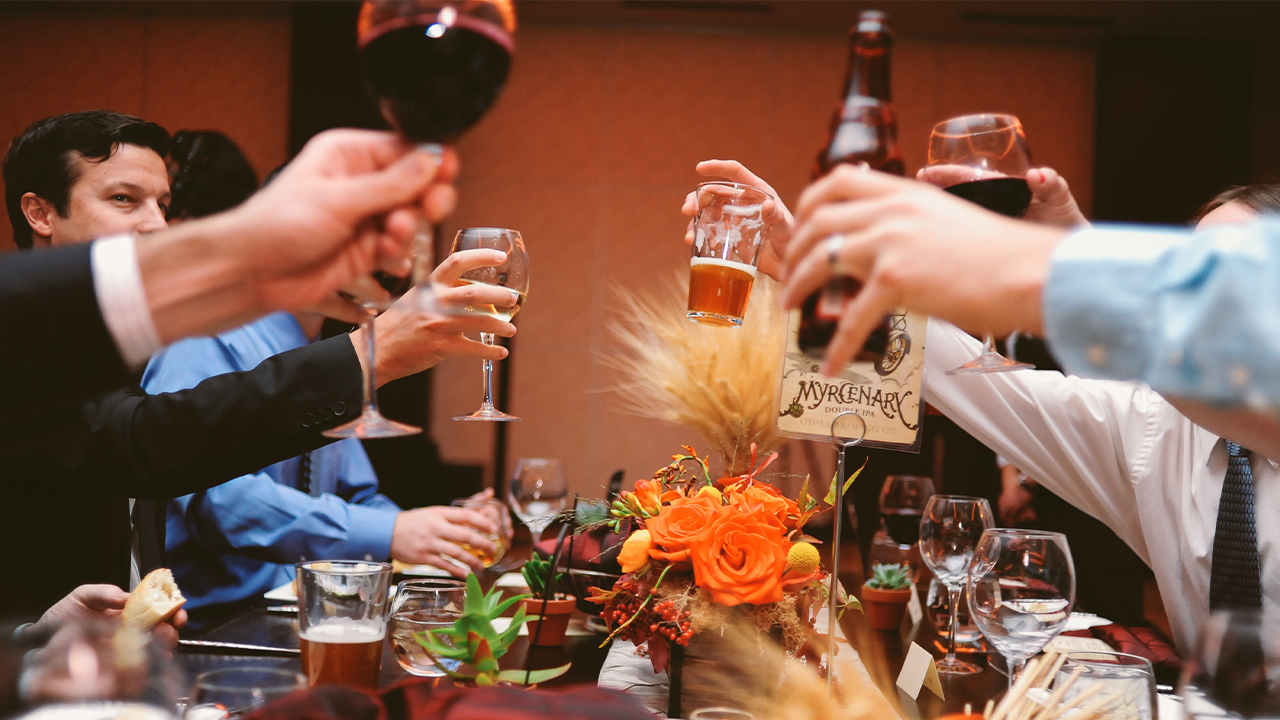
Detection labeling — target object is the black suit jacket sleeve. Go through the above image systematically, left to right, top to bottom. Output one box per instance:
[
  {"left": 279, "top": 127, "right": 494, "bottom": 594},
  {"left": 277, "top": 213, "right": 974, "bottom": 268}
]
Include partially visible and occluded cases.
[
  {"left": 0, "top": 243, "right": 130, "bottom": 424},
  {"left": 32, "top": 334, "right": 363, "bottom": 498}
]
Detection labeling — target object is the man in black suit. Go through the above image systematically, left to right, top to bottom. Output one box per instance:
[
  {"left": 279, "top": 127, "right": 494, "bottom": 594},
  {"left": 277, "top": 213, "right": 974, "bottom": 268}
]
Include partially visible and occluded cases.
[{"left": 0, "top": 112, "right": 515, "bottom": 639}]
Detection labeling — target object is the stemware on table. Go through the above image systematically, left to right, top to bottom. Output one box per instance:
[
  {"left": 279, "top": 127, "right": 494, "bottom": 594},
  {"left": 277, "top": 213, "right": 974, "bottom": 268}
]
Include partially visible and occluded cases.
[
  {"left": 921, "top": 113, "right": 1036, "bottom": 375},
  {"left": 449, "top": 228, "right": 530, "bottom": 422},
  {"left": 508, "top": 458, "right": 568, "bottom": 547},
  {"left": 918, "top": 494, "right": 995, "bottom": 675},
  {"left": 967, "top": 528, "right": 1075, "bottom": 687},
  {"left": 1180, "top": 610, "right": 1280, "bottom": 720},
  {"left": 185, "top": 668, "right": 305, "bottom": 719}
]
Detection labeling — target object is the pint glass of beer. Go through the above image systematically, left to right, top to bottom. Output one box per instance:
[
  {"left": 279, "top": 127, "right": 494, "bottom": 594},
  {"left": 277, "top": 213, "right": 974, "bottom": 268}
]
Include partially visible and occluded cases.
[
  {"left": 687, "top": 181, "right": 770, "bottom": 327},
  {"left": 296, "top": 560, "right": 392, "bottom": 690}
]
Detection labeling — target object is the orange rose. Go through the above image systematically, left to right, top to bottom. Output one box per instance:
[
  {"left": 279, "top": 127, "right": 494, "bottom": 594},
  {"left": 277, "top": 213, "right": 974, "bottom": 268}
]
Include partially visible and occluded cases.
[
  {"left": 726, "top": 482, "right": 798, "bottom": 531},
  {"left": 646, "top": 494, "right": 721, "bottom": 563},
  {"left": 690, "top": 508, "right": 789, "bottom": 606}
]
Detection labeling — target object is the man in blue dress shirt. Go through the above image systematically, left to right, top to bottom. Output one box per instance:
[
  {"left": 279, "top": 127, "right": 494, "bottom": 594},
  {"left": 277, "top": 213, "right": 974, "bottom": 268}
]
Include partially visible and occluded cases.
[{"left": 142, "top": 302, "right": 504, "bottom": 617}]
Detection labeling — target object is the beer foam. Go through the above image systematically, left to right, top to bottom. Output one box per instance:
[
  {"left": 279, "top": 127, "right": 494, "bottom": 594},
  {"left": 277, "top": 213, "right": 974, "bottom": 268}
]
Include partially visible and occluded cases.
[
  {"left": 690, "top": 256, "right": 758, "bottom": 276},
  {"left": 300, "top": 617, "right": 386, "bottom": 643}
]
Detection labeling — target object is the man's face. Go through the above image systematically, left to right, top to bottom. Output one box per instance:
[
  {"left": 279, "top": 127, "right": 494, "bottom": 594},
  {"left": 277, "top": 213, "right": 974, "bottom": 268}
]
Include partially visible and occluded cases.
[{"left": 28, "top": 144, "right": 171, "bottom": 247}]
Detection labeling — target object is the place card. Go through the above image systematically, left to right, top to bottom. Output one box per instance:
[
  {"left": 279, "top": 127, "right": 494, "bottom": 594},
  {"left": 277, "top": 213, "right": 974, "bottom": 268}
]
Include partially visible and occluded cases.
[
  {"left": 906, "top": 583, "right": 924, "bottom": 627},
  {"left": 896, "top": 641, "right": 944, "bottom": 700}
]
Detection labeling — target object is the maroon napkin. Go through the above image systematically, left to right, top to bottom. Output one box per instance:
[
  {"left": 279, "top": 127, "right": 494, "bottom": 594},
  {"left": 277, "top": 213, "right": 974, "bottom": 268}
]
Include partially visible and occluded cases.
[
  {"left": 533, "top": 525, "right": 623, "bottom": 575},
  {"left": 1089, "top": 624, "right": 1183, "bottom": 685},
  {"left": 242, "top": 680, "right": 654, "bottom": 720}
]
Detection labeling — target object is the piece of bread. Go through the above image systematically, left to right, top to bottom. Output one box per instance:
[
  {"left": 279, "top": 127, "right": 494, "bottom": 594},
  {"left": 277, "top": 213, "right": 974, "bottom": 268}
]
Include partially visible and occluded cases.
[{"left": 121, "top": 568, "right": 186, "bottom": 630}]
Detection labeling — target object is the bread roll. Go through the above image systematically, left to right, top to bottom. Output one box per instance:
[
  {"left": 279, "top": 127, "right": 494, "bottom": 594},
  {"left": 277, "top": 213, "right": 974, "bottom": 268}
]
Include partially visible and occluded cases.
[{"left": 122, "top": 568, "right": 186, "bottom": 630}]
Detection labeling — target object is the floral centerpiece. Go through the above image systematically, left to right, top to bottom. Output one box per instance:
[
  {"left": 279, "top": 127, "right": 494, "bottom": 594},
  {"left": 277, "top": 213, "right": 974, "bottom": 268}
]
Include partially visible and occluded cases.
[{"left": 589, "top": 445, "right": 860, "bottom": 676}]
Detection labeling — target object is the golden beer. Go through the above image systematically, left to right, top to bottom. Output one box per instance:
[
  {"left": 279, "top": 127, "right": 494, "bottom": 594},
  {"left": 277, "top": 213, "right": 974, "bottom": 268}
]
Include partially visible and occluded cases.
[
  {"left": 687, "top": 257, "right": 757, "bottom": 327},
  {"left": 298, "top": 619, "right": 385, "bottom": 689}
]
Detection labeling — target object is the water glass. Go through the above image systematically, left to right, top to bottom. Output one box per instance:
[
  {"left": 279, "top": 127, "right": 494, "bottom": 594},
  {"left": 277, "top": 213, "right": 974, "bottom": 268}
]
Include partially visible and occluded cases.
[
  {"left": 967, "top": 528, "right": 1075, "bottom": 686},
  {"left": 388, "top": 579, "right": 467, "bottom": 677},
  {"left": 1180, "top": 610, "right": 1280, "bottom": 720},
  {"left": 1054, "top": 651, "right": 1156, "bottom": 720},
  {"left": 185, "top": 668, "right": 305, "bottom": 719}
]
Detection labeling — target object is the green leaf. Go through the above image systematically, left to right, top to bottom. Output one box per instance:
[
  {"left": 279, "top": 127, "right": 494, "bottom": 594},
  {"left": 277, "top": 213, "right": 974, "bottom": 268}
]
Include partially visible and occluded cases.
[
  {"left": 825, "top": 457, "right": 869, "bottom": 505},
  {"left": 797, "top": 475, "right": 811, "bottom": 509},
  {"left": 464, "top": 573, "right": 484, "bottom": 615},
  {"left": 491, "top": 592, "right": 531, "bottom": 618},
  {"left": 496, "top": 606, "right": 527, "bottom": 648},
  {"left": 468, "top": 632, "right": 499, "bottom": 673},
  {"left": 495, "top": 663, "right": 573, "bottom": 685},
  {"left": 475, "top": 673, "right": 495, "bottom": 686}
]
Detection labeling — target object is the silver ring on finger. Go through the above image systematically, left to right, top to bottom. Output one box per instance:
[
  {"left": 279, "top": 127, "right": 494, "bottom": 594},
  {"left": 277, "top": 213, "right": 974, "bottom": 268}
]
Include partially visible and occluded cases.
[{"left": 825, "top": 234, "right": 847, "bottom": 275}]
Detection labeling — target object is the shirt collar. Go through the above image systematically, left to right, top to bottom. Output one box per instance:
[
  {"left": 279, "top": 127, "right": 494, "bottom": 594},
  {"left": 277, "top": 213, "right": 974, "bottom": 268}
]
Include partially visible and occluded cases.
[{"left": 1201, "top": 433, "right": 1280, "bottom": 469}]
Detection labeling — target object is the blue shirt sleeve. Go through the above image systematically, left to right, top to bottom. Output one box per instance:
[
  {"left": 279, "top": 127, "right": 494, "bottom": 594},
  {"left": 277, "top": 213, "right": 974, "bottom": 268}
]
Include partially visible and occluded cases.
[{"left": 1044, "top": 219, "right": 1280, "bottom": 408}]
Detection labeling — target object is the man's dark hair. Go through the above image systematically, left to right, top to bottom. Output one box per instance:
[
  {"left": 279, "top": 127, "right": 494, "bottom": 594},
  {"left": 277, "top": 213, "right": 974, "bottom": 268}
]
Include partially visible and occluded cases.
[
  {"left": 3, "top": 110, "right": 171, "bottom": 249},
  {"left": 167, "top": 130, "right": 258, "bottom": 221},
  {"left": 1193, "top": 184, "right": 1280, "bottom": 224}
]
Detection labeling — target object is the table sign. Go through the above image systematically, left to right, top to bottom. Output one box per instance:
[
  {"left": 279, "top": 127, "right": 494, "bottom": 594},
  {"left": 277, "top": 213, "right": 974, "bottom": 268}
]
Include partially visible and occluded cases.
[
  {"left": 774, "top": 310, "right": 926, "bottom": 452},
  {"left": 896, "top": 642, "right": 945, "bottom": 700}
]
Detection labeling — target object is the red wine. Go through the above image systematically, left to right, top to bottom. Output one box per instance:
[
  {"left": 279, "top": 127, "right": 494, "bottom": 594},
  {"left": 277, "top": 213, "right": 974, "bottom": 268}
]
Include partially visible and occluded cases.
[
  {"left": 359, "top": 18, "right": 512, "bottom": 144},
  {"left": 944, "top": 177, "right": 1031, "bottom": 218},
  {"left": 883, "top": 509, "right": 923, "bottom": 546}
]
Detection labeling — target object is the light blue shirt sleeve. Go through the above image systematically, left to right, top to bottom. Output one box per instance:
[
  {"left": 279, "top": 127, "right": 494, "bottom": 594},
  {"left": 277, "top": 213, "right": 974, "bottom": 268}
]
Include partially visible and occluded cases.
[{"left": 1044, "top": 219, "right": 1280, "bottom": 408}]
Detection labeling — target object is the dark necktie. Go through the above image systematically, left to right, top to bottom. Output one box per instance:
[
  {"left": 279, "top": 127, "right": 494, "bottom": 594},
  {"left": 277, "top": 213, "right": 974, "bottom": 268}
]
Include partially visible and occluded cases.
[
  {"left": 1210, "top": 441, "right": 1263, "bottom": 611},
  {"left": 299, "top": 451, "right": 313, "bottom": 496}
]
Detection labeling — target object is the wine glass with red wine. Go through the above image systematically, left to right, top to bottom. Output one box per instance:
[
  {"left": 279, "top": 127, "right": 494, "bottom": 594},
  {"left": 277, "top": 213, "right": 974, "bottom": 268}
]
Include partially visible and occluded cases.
[
  {"left": 324, "top": 0, "right": 516, "bottom": 439},
  {"left": 357, "top": 0, "right": 516, "bottom": 311},
  {"left": 921, "top": 113, "right": 1036, "bottom": 375}
]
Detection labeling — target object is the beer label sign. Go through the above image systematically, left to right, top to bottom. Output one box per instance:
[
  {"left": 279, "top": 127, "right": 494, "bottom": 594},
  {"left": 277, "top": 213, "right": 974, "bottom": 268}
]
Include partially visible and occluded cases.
[{"left": 774, "top": 309, "right": 926, "bottom": 452}]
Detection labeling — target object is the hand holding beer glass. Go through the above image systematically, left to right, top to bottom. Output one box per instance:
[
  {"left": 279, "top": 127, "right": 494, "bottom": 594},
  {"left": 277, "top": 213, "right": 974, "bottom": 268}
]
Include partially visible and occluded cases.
[
  {"left": 687, "top": 182, "right": 771, "bottom": 327},
  {"left": 450, "top": 495, "right": 512, "bottom": 569},
  {"left": 296, "top": 560, "right": 392, "bottom": 690}
]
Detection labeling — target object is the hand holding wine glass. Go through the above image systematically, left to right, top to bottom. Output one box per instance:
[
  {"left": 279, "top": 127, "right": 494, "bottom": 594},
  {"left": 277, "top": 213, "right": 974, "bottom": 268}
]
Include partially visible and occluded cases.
[
  {"left": 450, "top": 228, "right": 530, "bottom": 422},
  {"left": 918, "top": 494, "right": 994, "bottom": 675},
  {"left": 967, "top": 528, "right": 1075, "bottom": 686}
]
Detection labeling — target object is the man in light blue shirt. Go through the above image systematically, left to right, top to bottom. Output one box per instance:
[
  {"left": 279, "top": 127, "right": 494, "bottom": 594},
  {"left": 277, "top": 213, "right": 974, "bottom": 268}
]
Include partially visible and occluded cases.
[{"left": 142, "top": 304, "right": 502, "bottom": 617}]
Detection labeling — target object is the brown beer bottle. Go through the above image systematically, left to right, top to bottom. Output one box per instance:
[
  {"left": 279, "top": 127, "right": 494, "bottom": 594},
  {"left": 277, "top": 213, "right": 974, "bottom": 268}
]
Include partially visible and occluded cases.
[{"left": 797, "top": 10, "right": 903, "bottom": 361}]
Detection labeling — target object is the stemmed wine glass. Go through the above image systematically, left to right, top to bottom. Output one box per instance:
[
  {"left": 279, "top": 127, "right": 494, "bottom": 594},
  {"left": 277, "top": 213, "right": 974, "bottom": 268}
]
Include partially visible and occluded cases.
[
  {"left": 327, "top": 0, "right": 517, "bottom": 438},
  {"left": 921, "top": 113, "right": 1036, "bottom": 374},
  {"left": 450, "top": 228, "right": 530, "bottom": 422},
  {"left": 508, "top": 458, "right": 568, "bottom": 547},
  {"left": 918, "top": 494, "right": 995, "bottom": 675},
  {"left": 967, "top": 528, "right": 1075, "bottom": 687},
  {"left": 185, "top": 668, "right": 306, "bottom": 719}
]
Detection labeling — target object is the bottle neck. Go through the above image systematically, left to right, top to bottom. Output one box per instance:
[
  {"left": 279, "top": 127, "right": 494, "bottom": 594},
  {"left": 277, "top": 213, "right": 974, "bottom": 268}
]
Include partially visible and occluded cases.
[{"left": 843, "top": 40, "right": 891, "bottom": 102}]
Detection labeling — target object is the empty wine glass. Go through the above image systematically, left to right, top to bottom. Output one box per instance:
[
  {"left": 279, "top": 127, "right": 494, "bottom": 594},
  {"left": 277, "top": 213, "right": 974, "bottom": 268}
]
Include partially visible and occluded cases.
[
  {"left": 922, "top": 113, "right": 1035, "bottom": 375},
  {"left": 450, "top": 228, "right": 530, "bottom": 422},
  {"left": 509, "top": 458, "right": 568, "bottom": 546},
  {"left": 880, "top": 475, "right": 935, "bottom": 546},
  {"left": 918, "top": 494, "right": 994, "bottom": 675},
  {"left": 968, "top": 528, "right": 1075, "bottom": 687},
  {"left": 1180, "top": 611, "right": 1280, "bottom": 720},
  {"left": 185, "top": 668, "right": 305, "bottom": 719}
]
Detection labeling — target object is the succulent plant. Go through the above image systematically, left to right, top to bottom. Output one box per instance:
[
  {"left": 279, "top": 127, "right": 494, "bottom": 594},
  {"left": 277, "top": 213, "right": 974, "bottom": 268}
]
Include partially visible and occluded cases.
[
  {"left": 521, "top": 552, "right": 568, "bottom": 601},
  {"left": 865, "top": 563, "right": 912, "bottom": 591},
  {"left": 416, "top": 573, "right": 570, "bottom": 685}
]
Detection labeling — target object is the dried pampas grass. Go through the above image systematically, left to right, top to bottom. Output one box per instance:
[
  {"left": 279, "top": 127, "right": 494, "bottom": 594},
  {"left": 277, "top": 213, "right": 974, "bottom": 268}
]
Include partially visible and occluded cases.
[{"left": 604, "top": 271, "right": 787, "bottom": 476}]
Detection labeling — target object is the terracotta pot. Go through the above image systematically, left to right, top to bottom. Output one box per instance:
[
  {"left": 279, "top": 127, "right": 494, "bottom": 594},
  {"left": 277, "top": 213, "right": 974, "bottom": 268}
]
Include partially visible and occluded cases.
[
  {"left": 861, "top": 584, "right": 912, "bottom": 630},
  {"left": 522, "top": 595, "right": 576, "bottom": 646}
]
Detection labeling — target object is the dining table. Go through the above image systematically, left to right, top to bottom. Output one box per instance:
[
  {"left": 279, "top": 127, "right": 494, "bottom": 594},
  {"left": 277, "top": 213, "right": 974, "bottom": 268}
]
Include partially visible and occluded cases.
[{"left": 176, "top": 547, "right": 1008, "bottom": 719}]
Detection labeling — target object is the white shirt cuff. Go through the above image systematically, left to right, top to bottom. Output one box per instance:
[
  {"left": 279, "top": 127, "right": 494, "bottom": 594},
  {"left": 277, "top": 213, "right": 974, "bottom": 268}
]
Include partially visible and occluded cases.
[{"left": 91, "top": 235, "right": 162, "bottom": 368}]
